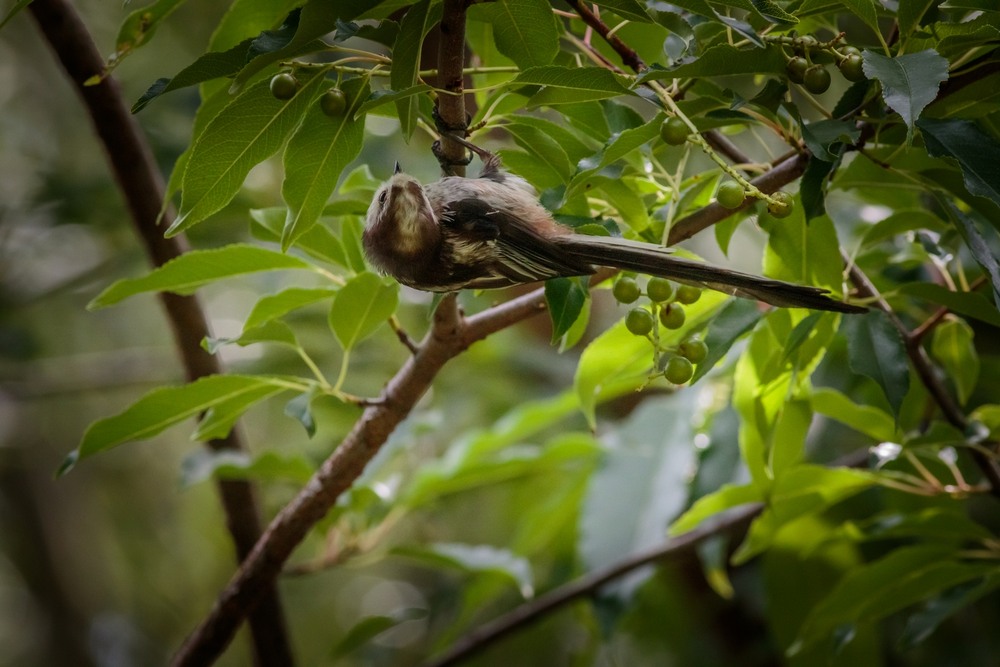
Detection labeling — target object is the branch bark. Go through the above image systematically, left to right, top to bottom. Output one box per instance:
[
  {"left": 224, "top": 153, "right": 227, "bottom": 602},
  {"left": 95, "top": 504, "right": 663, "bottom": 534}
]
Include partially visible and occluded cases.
[{"left": 28, "top": 1, "right": 293, "bottom": 664}]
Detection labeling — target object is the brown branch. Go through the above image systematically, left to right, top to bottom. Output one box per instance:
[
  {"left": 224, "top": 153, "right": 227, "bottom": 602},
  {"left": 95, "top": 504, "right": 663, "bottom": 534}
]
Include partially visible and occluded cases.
[
  {"left": 434, "top": 0, "right": 471, "bottom": 176},
  {"left": 27, "top": 1, "right": 293, "bottom": 664},
  {"left": 667, "top": 152, "right": 810, "bottom": 245},
  {"left": 845, "top": 257, "right": 1000, "bottom": 498},
  {"left": 170, "top": 287, "right": 553, "bottom": 665},
  {"left": 422, "top": 503, "right": 763, "bottom": 667}
]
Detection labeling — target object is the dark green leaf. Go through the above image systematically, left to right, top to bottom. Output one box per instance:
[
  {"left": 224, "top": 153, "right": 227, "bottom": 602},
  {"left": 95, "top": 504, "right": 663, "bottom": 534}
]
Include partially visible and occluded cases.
[
  {"left": 0, "top": 0, "right": 34, "bottom": 31},
  {"left": 391, "top": 0, "right": 435, "bottom": 139},
  {"left": 476, "top": 0, "right": 558, "bottom": 69},
  {"left": 591, "top": 0, "right": 652, "bottom": 22},
  {"left": 837, "top": 0, "right": 880, "bottom": 31},
  {"left": 638, "top": 44, "right": 786, "bottom": 82},
  {"left": 862, "top": 49, "right": 949, "bottom": 142},
  {"left": 513, "top": 67, "right": 634, "bottom": 106},
  {"left": 281, "top": 77, "right": 369, "bottom": 250},
  {"left": 354, "top": 84, "right": 432, "bottom": 116},
  {"left": 918, "top": 117, "right": 1000, "bottom": 209},
  {"left": 802, "top": 119, "right": 859, "bottom": 163},
  {"left": 800, "top": 157, "right": 836, "bottom": 221},
  {"left": 948, "top": 202, "right": 1000, "bottom": 307},
  {"left": 545, "top": 277, "right": 588, "bottom": 343},
  {"left": 899, "top": 283, "right": 1000, "bottom": 328},
  {"left": 691, "top": 298, "right": 764, "bottom": 383},
  {"left": 842, "top": 309, "right": 911, "bottom": 421},
  {"left": 931, "top": 318, "right": 978, "bottom": 404},
  {"left": 284, "top": 386, "right": 319, "bottom": 437},
  {"left": 181, "top": 449, "right": 315, "bottom": 486},
  {"left": 900, "top": 575, "right": 1000, "bottom": 650},
  {"left": 331, "top": 609, "right": 427, "bottom": 659}
]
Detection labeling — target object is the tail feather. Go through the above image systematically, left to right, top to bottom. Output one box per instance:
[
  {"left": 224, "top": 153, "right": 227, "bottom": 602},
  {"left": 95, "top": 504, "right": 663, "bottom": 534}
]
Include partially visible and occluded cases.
[{"left": 556, "top": 235, "right": 864, "bottom": 313}]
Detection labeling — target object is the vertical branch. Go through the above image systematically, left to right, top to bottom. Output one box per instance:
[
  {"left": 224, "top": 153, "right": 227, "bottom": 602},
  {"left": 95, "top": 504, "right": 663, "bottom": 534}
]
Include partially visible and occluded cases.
[
  {"left": 434, "top": 0, "right": 471, "bottom": 176},
  {"left": 27, "top": 1, "right": 294, "bottom": 664}
]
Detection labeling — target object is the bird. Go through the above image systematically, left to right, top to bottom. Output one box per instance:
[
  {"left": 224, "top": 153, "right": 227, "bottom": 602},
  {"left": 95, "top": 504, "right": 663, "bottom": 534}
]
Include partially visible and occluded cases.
[{"left": 362, "top": 139, "right": 864, "bottom": 313}]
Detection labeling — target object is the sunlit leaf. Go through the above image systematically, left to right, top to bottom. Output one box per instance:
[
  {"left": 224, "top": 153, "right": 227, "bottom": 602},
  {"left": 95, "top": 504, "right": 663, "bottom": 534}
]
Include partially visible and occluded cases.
[
  {"left": 88, "top": 244, "right": 314, "bottom": 309},
  {"left": 243, "top": 287, "right": 338, "bottom": 331},
  {"left": 811, "top": 388, "right": 897, "bottom": 442}
]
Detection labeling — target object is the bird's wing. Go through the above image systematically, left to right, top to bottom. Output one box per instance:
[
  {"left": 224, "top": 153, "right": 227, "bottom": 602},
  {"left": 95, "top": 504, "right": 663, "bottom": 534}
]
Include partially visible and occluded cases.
[{"left": 442, "top": 198, "right": 594, "bottom": 286}]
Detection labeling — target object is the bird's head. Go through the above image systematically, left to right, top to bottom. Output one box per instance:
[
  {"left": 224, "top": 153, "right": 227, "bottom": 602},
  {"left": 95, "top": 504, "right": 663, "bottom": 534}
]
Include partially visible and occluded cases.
[{"left": 366, "top": 166, "right": 437, "bottom": 236}]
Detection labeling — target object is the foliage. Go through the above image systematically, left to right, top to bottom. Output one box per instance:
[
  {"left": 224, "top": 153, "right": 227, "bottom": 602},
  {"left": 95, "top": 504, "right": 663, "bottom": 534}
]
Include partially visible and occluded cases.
[{"left": 22, "top": 0, "right": 1000, "bottom": 664}]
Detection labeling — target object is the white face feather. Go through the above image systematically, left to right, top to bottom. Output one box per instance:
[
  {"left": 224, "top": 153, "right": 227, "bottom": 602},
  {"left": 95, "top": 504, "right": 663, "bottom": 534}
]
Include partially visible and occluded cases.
[{"left": 366, "top": 173, "right": 437, "bottom": 252}]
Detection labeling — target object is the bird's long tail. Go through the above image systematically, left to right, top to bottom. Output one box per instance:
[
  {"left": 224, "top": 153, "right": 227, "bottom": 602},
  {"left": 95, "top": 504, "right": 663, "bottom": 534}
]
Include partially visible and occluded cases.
[{"left": 555, "top": 234, "right": 864, "bottom": 313}]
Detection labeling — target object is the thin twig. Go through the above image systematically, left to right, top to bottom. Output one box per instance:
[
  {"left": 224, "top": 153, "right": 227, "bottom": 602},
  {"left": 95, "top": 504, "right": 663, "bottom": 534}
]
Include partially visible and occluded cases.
[{"left": 28, "top": 1, "right": 294, "bottom": 664}]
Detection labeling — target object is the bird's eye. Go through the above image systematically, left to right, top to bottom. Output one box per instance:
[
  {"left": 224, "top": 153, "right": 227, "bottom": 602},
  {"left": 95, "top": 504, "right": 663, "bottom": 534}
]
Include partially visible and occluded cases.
[{"left": 378, "top": 190, "right": 388, "bottom": 206}]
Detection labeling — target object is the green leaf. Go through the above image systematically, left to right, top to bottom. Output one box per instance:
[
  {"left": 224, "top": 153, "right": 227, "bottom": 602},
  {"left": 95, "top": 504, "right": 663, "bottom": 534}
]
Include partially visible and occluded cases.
[
  {"left": 0, "top": 0, "right": 34, "bottom": 31},
  {"left": 108, "top": 0, "right": 187, "bottom": 72},
  {"left": 391, "top": 0, "right": 435, "bottom": 139},
  {"left": 476, "top": 0, "right": 558, "bottom": 69},
  {"left": 591, "top": 0, "right": 652, "bottom": 22},
  {"left": 836, "top": 0, "right": 880, "bottom": 31},
  {"left": 897, "top": 0, "right": 937, "bottom": 38},
  {"left": 132, "top": 37, "right": 256, "bottom": 112},
  {"left": 637, "top": 44, "right": 787, "bottom": 81},
  {"left": 862, "top": 49, "right": 949, "bottom": 143},
  {"left": 513, "top": 67, "right": 634, "bottom": 106},
  {"left": 169, "top": 68, "right": 331, "bottom": 236},
  {"left": 281, "top": 77, "right": 368, "bottom": 250},
  {"left": 353, "top": 84, "right": 432, "bottom": 116},
  {"left": 568, "top": 113, "right": 664, "bottom": 195},
  {"left": 917, "top": 117, "right": 1000, "bottom": 209},
  {"left": 503, "top": 121, "right": 574, "bottom": 183},
  {"left": 948, "top": 202, "right": 1000, "bottom": 308},
  {"left": 250, "top": 207, "right": 350, "bottom": 268},
  {"left": 88, "top": 244, "right": 313, "bottom": 309},
  {"left": 328, "top": 272, "right": 399, "bottom": 350},
  {"left": 545, "top": 277, "right": 588, "bottom": 343},
  {"left": 899, "top": 283, "right": 1000, "bottom": 328},
  {"left": 243, "top": 287, "right": 338, "bottom": 331},
  {"left": 691, "top": 298, "right": 764, "bottom": 383},
  {"left": 842, "top": 310, "right": 910, "bottom": 421},
  {"left": 574, "top": 318, "right": 651, "bottom": 428},
  {"left": 931, "top": 318, "right": 978, "bottom": 405},
  {"left": 204, "top": 320, "right": 299, "bottom": 354},
  {"left": 191, "top": 373, "right": 293, "bottom": 440},
  {"left": 62, "top": 375, "right": 298, "bottom": 475},
  {"left": 284, "top": 386, "right": 319, "bottom": 437},
  {"left": 811, "top": 387, "right": 897, "bottom": 442},
  {"left": 580, "top": 394, "right": 699, "bottom": 598},
  {"left": 181, "top": 449, "right": 316, "bottom": 486},
  {"left": 670, "top": 483, "right": 763, "bottom": 535},
  {"left": 399, "top": 543, "right": 534, "bottom": 597},
  {"left": 793, "top": 545, "right": 997, "bottom": 654},
  {"left": 899, "top": 575, "right": 1000, "bottom": 650},
  {"left": 331, "top": 609, "right": 427, "bottom": 660}
]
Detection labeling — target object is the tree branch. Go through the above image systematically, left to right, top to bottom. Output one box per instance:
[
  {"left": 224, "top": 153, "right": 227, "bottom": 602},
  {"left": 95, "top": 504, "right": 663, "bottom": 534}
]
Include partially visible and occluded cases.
[
  {"left": 434, "top": 0, "right": 471, "bottom": 176},
  {"left": 28, "top": 1, "right": 293, "bottom": 664},
  {"left": 845, "top": 257, "right": 1000, "bottom": 498},
  {"left": 171, "top": 287, "right": 553, "bottom": 665},
  {"left": 422, "top": 503, "right": 763, "bottom": 667}
]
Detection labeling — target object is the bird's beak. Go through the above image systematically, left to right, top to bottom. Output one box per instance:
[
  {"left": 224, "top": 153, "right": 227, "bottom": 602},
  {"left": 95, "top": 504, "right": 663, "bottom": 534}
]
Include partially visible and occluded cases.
[{"left": 393, "top": 161, "right": 402, "bottom": 175}]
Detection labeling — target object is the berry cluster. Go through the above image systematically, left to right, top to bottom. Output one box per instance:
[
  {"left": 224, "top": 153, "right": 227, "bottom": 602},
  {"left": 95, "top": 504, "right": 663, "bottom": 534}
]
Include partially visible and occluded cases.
[
  {"left": 783, "top": 37, "right": 865, "bottom": 95},
  {"left": 270, "top": 72, "right": 348, "bottom": 117},
  {"left": 614, "top": 276, "right": 708, "bottom": 385}
]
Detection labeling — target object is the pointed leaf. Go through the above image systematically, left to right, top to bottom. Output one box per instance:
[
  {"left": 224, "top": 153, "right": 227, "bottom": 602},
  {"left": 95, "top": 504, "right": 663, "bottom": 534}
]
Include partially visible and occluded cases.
[
  {"left": 391, "top": 0, "right": 436, "bottom": 139},
  {"left": 476, "top": 0, "right": 558, "bottom": 69},
  {"left": 862, "top": 49, "right": 948, "bottom": 142},
  {"left": 169, "top": 67, "right": 332, "bottom": 235},
  {"left": 281, "top": 78, "right": 368, "bottom": 249},
  {"left": 917, "top": 117, "right": 1000, "bottom": 209},
  {"left": 949, "top": 202, "right": 1000, "bottom": 307},
  {"left": 88, "top": 244, "right": 313, "bottom": 309},
  {"left": 328, "top": 272, "right": 399, "bottom": 350},
  {"left": 545, "top": 277, "right": 588, "bottom": 343},
  {"left": 243, "top": 287, "right": 338, "bottom": 331},
  {"left": 691, "top": 298, "right": 764, "bottom": 383},
  {"left": 842, "top": 310, "right": 910, "bottom": 420},
  {"left": 930, "top": 318, "right": 978, "bottom": 405},
  {"left": 62, "top": 375, "right": 298, "bottom": 474},
  {"left": 811, "top": 388, "right": 897, "bottom": 442}
]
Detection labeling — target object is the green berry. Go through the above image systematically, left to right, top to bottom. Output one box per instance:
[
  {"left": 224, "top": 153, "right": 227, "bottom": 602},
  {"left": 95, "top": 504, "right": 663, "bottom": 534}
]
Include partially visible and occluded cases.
[
  {"left": 798, "top": 35, "right": 818, "bottom": 51},
  {"left": 841, "top": 46, "right": 862, "bottom": 58},
  {"left": 839, "top": 54, "right": 865, "bottom": 82},
  {"left": 786, "top": 56, "right": 809, "bottom": 84},
  {"left": 803, "top": 65, "right": 831, "bottom": 94},
  {"left": 269, "top": 72, "right": 298, "bottom": 100},
  {"left": 320, "top": 88, "right": 348, "bottom": 116},
  {"left": 660, "top": 117, "right": 690, "bottom": 146},
  {"left": 716, "top": 181, "right": 746, "bottom": 209},
  {"left": 767, "top": 191, "right": 794, "bottom": 218},
  {"left": 613, "top": 277, "right": 641, "bottom": 304},
  {"left": 646, "top": 277, "right": 674, "bottom": 303},
  {"left": 675, "top": 285, "right": 702, "bottom": 305},
  {"left": 659, "top": 303, "right": 686, "bottom": 329},
  {"left": 626, "top": 308, "right": 654, "bottom": 336},
  {"left": 679, "top": 337, "right": 708, "bottom": 363},
  {"left": 664, "top": 356, "right": 694, "bottom": 384}
]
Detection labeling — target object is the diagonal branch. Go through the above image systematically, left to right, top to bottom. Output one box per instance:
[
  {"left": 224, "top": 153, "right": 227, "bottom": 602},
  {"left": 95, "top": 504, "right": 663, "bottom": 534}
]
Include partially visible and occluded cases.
[{"left": 28, "top": 1, "right": 293, "bottom": 664}]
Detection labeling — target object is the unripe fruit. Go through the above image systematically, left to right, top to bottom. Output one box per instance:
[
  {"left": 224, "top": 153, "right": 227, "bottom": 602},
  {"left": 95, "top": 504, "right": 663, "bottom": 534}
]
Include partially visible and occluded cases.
[
  {"left": 798, "top": 35, "right": 818, "bottom": 51},
  {"left": 841, "top": 46, "right": 862, "bottom": 58},
  {"left": 839, "top": 54, "right": 865, "bottom": 82},
  {"left": 786, "top": 56, "right": 809, "bottom": 84},
  {"left": 803, "top": 65, "right": 831, "bottom": 94},
  {"left": 269, "top": 72, "right": 298, "bottom": 100},
  {"left": 320, "top": 88, "right": 348, "bottom": 116},
  {"left": 660, "top": 117, "right": 689, "bottom": 146},
  {"left": 716, "top": 181, "right": 746, "bottom": 209},
  {"left": 767, "top": 191, "right": 794, "bottom": 218},
  {"left": 613, "top": 277, "right": 641, "bottom": 304},
  {"left": 646, "top": 277, "right": 674, "bottom": 303},
  {"left": 675, "top": 285, "right": 702, "bottom": 305},
  {"left": 659, "top": 303, "right": 686, "bottom": 329},
  {"left": 626, "top": 308, "right": 654, "bottom": 336},
  {"left": 679, "top": 337, "right": 708, "bottom": 363},
  {"left": 664, "top": 356, "right": 694, "bottom": 384}
]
